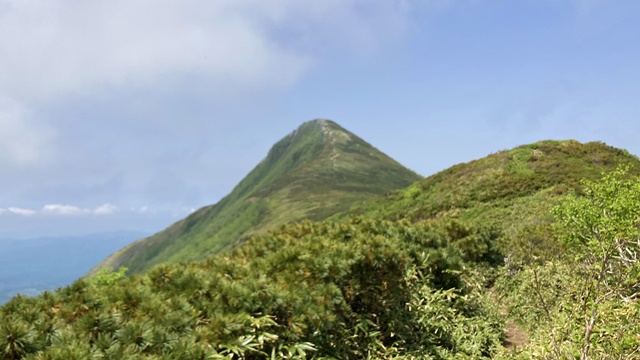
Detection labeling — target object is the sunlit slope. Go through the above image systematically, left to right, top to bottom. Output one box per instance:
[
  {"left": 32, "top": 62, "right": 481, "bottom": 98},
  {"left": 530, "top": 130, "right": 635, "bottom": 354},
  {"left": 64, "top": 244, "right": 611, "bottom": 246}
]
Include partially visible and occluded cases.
[
  {"left": 93, "top": 119, "right": 422, "bottom": 274},
  {"left": 354, "top": 140, "right": 640, "bottom": 242}
]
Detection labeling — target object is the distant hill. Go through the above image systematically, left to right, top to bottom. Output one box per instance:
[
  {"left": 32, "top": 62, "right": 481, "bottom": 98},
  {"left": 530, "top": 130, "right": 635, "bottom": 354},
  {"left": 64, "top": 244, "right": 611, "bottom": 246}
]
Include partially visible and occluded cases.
[
  {"left": 93, "top": 119, "right": 422, "bottom": 274},
  {"left": 0, "top": 231, "right": 145, "bottom": 304}
]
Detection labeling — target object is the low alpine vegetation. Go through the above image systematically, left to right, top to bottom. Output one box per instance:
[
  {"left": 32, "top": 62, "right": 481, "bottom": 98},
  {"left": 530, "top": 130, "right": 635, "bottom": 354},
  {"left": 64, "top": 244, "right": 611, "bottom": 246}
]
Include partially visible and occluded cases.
[
  {"left": 2, "top": 139, "right": 639, "bottom": 359},
  {"left": 1, "top": 219, "right": 504, "bottom": 359}
]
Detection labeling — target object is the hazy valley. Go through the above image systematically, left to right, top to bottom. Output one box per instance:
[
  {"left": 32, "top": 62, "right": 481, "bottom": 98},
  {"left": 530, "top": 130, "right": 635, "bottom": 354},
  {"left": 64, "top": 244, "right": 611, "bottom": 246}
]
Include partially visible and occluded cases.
[{"left": 0, "top": 232, "right": 145, "bottom": 304}]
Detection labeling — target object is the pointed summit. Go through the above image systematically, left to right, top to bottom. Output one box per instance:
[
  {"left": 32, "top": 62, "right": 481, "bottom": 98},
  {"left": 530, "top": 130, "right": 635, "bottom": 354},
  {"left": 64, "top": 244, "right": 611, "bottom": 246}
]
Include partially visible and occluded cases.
[{"left": 92, "top": 120, "right": 421, "bottom": 274}]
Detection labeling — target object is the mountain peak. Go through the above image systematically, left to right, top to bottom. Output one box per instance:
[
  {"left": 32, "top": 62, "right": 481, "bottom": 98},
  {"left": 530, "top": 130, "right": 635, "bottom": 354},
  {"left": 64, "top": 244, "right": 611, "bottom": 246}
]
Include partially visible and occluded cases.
[
  {"left": 289, "top": 118, "right": 350, "bottom": 141},
  {"left": 301, "top": 118, "right": 333, "bottom": 126},
  {"left": 319, "top": 119, "right": 353, "bottom": 144},
  {"left": 92, "top": 120, "right": 421, "bottom": 274}
]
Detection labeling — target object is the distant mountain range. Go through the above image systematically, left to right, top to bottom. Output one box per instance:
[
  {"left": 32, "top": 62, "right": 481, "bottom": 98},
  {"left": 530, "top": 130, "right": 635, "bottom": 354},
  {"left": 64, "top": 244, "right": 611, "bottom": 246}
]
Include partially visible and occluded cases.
[
  {"left": 92, "top": 119, "right": 421, "bottom": 274},
  {"left": 0, "top": 231, "right": 145, "bottom": 304}
]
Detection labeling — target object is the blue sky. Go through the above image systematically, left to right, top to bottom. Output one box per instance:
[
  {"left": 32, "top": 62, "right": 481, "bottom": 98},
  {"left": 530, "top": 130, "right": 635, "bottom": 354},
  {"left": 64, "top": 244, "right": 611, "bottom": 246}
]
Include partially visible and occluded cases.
[{"left": 0, "top": 0, "right": 638, "bottom": 237}]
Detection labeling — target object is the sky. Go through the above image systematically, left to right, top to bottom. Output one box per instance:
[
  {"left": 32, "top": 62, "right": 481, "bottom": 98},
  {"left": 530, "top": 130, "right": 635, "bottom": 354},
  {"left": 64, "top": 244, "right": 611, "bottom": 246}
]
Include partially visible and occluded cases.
[{"left": 0, "top": 0, "right": 639, "bottom": 237}]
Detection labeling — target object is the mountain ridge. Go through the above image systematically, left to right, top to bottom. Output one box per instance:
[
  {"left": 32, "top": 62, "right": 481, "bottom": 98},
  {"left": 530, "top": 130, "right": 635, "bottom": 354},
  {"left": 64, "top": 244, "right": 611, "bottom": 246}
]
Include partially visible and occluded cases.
[{"left": 352, "top": 139, "right": 640, "bottom": 250}]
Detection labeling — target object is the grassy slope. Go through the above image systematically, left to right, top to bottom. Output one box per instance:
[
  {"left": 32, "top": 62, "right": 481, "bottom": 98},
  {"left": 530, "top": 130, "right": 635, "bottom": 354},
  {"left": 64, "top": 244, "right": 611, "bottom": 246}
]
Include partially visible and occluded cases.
[
  {"left": 93, "top": 119, "right": 422, "bottom": 274},
  {"left": 353, "top": 140, "right": 640, "bottom": 246}
]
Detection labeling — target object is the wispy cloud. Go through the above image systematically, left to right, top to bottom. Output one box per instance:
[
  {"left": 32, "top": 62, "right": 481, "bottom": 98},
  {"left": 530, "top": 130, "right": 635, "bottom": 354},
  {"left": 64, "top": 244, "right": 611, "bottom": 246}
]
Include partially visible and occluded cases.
[
  {"left": 0, "top": 0, "right": 409, "bottom": 103},
  {"left": 0, "top": 1, "right": 321, "bottom": 102},
  {"left": 0, "top": 203, "right": 196, "bottom": 218},
  {"left": 2, "top": 203, "right": 121, "bottom": 216},
  {"left": 94, "top": 203, "right": 118, "bottom": 215},
  {"left": 42, "top": 204, "right": 89, "bottom": 216},
  {"left": 8, "top": 207, "right": 37, "bottom": 216}
]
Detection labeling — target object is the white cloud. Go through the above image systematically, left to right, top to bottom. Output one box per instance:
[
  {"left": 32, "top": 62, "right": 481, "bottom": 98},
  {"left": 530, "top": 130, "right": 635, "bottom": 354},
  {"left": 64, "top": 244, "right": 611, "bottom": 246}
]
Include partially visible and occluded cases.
[
  {"left": 0, "top": 0, "right": 411, "bottom": 102},
  {"left": 94, "top": 203, "right": 118, "bottom": 215},
  {"left": 42, "top": 204, "right": 88, "bottom": 216},
  {"left": 138, "top": 205, "right": 149, "bottom": 213},
  {"left": 8, "top": 207, "right": 37, "bottom": 216}
]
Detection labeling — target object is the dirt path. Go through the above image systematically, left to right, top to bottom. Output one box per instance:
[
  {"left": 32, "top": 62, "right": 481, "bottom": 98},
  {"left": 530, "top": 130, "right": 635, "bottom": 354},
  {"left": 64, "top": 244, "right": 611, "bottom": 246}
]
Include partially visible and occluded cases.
[
  {"left": 320, "top": 120, "right": 336, "bottom": 171},
  {"left": 488, "top": 287, "right": 528, "bottom": 350},
  {"left": 504, "top": 319, "right": 528, "bottom": 350}
]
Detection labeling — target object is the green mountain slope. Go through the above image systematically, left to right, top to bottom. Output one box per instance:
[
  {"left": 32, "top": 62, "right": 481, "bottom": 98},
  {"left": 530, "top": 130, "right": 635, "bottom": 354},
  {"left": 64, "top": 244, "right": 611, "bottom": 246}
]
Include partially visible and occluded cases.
[
  {"left": 93, "top": 119, "right": 422, "bottom": 274},
  {"left": 4, "top": 139, "right": 639, "bottom": 359},
  {"left": 353, "top": 139, "right": 640, "bottom": 245}
]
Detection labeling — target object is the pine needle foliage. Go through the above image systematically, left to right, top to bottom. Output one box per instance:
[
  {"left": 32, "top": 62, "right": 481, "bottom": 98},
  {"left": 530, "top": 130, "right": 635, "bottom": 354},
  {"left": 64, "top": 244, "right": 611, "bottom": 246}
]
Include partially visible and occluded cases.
[{"left": 2, "top": 218, "right": 503, "bottom": 359}]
